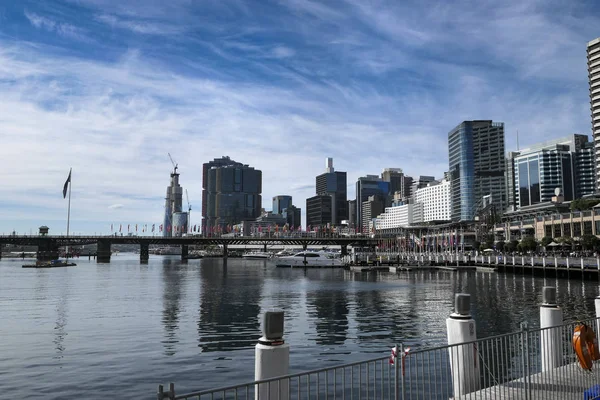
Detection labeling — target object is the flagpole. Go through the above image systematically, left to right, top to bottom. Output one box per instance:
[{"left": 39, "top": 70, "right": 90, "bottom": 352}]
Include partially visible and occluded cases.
[{"left": 66, "top": 168, "right": 72, "bottom": 261}]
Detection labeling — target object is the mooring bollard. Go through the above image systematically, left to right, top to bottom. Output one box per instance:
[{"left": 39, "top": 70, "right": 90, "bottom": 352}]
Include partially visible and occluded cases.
[
  {"left": 540, "top": 287, "right": 563, "bottom": 372},
  {"left": 447, "top": 293, "right": 479, "bottom": 398},
  {"left": 255, "top": 310, "right": 289, "bottom": 400}
]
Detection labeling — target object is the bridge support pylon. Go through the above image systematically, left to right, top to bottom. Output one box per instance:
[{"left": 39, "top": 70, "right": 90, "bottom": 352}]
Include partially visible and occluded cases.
[
  {"left": 37, "top": 239, "right": 59, "bottom": 261},
  {"left": 97, "top": 240, "right": 111, "bottom": 263},
  {"left": 140, "top": 243, "right": 149, "bottom": 263},
  {"left": 223, "top": 244, "right": 228, "bottom": 259},
  {"left": 263, "top": 244, "right": 267, "bottom": 253},
  {"left": 181, "top": 245, "right": 188, "bottom": 261},
  {"left": 340, "top": 245, "right": 348, "bottom": 256}
]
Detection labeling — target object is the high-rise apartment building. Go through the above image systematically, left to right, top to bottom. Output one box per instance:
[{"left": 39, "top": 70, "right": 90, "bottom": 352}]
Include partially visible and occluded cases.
[
  {"left": 587, "top": 38, "right": 600, "bottom": 189},
  {"left": 448, "top": 120, "right": 507, "bottom": 221},
  {"left": 509, "top": 134, "right": 596, "bottom": 209},
  {"left": 201, "top": 156, "right": 262, "bottom": 234},
  {"left": 306, "top": 158, "right": 348, "bottom": 228},
  {"left": 163, "top": 166, "right": 185, "bottom": 237},
  {"left": 361, "top": 194, "right": 386, "bottom": 232},
  {"left": 272, "top": 195, "right": 292, "bottom": 215}
]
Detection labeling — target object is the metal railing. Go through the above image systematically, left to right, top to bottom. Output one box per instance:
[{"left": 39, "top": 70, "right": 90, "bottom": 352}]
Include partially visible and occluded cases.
[{"left": 158, "top": 317, "right": 600, "bottom": 400}]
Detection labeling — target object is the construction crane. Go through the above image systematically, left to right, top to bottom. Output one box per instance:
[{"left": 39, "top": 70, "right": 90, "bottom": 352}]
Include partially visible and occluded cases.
[
  {"left": 168, "top": 153, "right": 178, "bottom": 175},
  {"left": 186, "top": 189, "right": 192, "bottom": 233}
]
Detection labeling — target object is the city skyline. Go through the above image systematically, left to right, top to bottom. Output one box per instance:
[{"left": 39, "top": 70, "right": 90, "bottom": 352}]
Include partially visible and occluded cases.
[{"left": 0, "top": 1, "right": 599, "bottom": 234}]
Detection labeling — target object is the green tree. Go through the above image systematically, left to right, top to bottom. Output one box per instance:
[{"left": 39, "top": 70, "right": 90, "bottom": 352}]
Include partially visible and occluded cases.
[
  {"left": 485, "top": 234, "right": 494, "bottom": 250},
  {"left": 581, "top": 234, "right": 600, "bottom": 250},
  {"left": 520, "top": 236, "right": 537, "bottom": 252},
  {"left": 541, "top": 236, "right": 554, "bottom": 247},
  {"left": 496, "top": 240, "right": 505, "bottom": 252},
  {"left": 505, "top": 240, "right": 519, "bottom": 252}
]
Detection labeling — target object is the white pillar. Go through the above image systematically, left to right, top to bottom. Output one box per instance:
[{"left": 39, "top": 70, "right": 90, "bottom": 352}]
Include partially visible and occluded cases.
[
  {"left": 512, "top": 256, "right": 515, "bottom": 266},
  {"left": 521, "top": 256, "right": 525, "bottom": 266},
  {"left": 543, "top": 257, "right": 546, "bottom": 268},
  {"left": 554, "top": 257, "right": 558, "bottom": 268},
  {"left": 566, "top": 257, "right": 570, "bottom": 269},
  {"left": 581, "top": 258, "right": 585, "bottom": 270},
  {"left": 540, "top": 287, "right": 563, "bottom": 372},
  {"left": 447, "top": 294, "right": 479, "bottom": 398},
  {"left": 596, "top": 294, "right": 600, "bottom": 336},
  {"left": 255, "top": 311, "right": 289, "bottom": 400}
]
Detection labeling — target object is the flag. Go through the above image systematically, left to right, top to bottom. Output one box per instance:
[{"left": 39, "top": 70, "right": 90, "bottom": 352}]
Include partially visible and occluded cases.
[
  {"left": 62, "top": 169, "right": 71, "bottom": 198},
  {"left": 111, "top": 224, "right": 113, "bottom": 232},
  {"left": 119, "top": 224, "right": 122, "bottom": 232},
  {"left": 127, "top": 224, "right": 130, "bottom": 232},
  {"left": 135, "top": 224, "right": 138, "bottom": 232},
  {"left": 152, "top": 224, "right": 155, "bottom": 232}
]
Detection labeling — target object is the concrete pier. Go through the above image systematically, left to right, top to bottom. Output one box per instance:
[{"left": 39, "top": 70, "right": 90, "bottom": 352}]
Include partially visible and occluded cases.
[
  {"left": 97, "top": 239, "right": 111, "bottom": 263},
  {"left": 140, "top": 243, "right": 149, "bottom": 263},
  {"left": 181, "top": 245, "right": 188, "bottom": 261},
  {"left": 255, "top": 311, "right": 289, "bottom": 400}
]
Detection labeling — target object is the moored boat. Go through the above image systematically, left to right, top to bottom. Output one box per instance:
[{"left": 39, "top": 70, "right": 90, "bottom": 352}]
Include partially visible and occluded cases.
[
  {"left": 242, "top": 251, "right": 272, "bottom": 259},
  {"left": 274, "top": 251, "right": 342, "bottom": 268},
  {"left": 23, "top": 259, "right": 77, "bottom": 268}
]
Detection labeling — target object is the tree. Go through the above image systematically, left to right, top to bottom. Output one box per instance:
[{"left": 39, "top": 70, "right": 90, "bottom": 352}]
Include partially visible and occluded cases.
[
  {"left": 570, "top": 198, "right": 600, "bottom": 211},
  {"left": 485, "top": 234, "right": 494, "bottom": 250},
  {"left": 581, "top": 234, "right": 600, "bottom": 250},
  {"left": 520, "top": 236, "right": 538, "bottom": 252},
  {"left": 541, "top": 236, "right": 554, "bottom": 247},
  {"left": 505, "top": 239, "right": 519, "bottom": 252},
  {"left": 496, "top": 240, "right": 505, "bottom": 252}
]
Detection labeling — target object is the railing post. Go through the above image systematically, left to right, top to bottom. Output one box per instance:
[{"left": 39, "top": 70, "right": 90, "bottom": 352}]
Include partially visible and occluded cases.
[
  {"left": 540, "top": 287, "right": 563, "bottom": 372},
  {"left": 447, "top": 293, "right": 479, "bottom": 398},
  {"left": 255, "top": 310, "right": 289, "bottom": 400},
  {"left": 521, "top": 322, "right": 531, "bottom": 399},
  {"left": 157, "top": 383, "right": 175, "bottom": 400}
]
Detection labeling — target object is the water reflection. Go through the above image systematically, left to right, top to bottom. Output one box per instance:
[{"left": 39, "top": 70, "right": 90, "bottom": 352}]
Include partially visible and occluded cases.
[
  {"left": 161, "top": 257, "right": 184, "bottom": 356},
  {"left": 197, "top": 258, "right": 262, "bottom": 352},
  {"left": 307, "top": 287, "right": 349, "bottom": 345}
]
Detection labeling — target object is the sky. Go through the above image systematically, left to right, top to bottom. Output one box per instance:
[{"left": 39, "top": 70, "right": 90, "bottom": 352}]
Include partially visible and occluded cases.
[{"left": 0, "top": 0, "right": 598, "bottom": 235}]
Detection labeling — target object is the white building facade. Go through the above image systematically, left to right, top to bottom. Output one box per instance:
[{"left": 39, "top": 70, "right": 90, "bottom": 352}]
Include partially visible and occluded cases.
[
  {"left": 413, "top": 179, "right": 451, "bottom": 222},
  {"left": 373, "top": 203, "right": 422, "bottom": 230}
]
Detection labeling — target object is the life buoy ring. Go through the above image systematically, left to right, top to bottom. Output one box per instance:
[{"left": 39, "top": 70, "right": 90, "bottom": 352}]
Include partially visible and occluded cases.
[{"left": 572, "top": 323, "right": 600, "bottom": 370}]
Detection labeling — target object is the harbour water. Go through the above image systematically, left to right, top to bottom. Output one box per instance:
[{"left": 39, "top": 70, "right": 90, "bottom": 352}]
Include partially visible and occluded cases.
[{"left": 0, "top": 255, "right": 597, "bottom": 398}]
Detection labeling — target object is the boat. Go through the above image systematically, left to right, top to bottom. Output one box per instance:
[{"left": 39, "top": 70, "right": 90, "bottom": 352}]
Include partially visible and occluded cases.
[
  {"left": 242, "top": 251, "right": 272, "bottom": 259},
  {"left": 274, "top": 251, "right": 343, "bottom": 268},
  {"left": 23, "top": 259, "right": 77, "bottom": 268}
]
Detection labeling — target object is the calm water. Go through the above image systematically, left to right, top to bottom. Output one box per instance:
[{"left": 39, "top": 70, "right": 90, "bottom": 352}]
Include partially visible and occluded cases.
[{"left": 0, "top": 255, "right": 598, "bottom": 398}]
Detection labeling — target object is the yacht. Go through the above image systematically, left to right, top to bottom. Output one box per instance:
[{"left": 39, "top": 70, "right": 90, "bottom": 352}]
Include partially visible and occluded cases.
[
  {"left": 242, "top": 251, "right": 272, "bottom": 259},
  {"left": 274, "top": 251, "right": 343, "bottom": 268}
]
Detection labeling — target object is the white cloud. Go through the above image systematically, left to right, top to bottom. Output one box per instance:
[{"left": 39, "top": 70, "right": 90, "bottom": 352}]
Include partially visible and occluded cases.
[
  {"left": 24, "top": 11, "right": 87, "bottom": 41},
  {"left": 108, "top": 204, "right": 124, "bottom": 209}
]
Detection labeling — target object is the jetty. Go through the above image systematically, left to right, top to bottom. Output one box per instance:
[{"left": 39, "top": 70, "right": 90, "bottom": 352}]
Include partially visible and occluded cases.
[{"left": 156, "top": 287, "right": 600, "bottom": 400}]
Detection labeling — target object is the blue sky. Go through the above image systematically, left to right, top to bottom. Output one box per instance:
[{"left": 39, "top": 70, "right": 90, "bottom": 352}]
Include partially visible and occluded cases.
[{"left": 0, "top": 0, "right": 598, "bottom": 235}]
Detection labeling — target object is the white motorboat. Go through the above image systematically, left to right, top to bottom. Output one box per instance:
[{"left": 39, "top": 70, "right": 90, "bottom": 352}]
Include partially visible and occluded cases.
[
  {"left": 242, "top": 251, "right": 272, "bottom": 259},
  {"left": 274, "top": 251, "right": 343, "bottom": 268}
]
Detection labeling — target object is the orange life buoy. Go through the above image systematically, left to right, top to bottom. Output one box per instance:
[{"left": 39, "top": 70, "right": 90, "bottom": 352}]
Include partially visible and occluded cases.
[{"left": 572, "top": 323, "right": 600, "bottom": 370}]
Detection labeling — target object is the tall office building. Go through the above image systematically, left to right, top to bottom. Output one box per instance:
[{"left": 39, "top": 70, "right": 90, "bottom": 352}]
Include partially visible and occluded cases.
[
  {"left": 587, "top": 38, "right": 600, "bottom": 189},
  {"left": 448, "top": 120, "right": 507, "bottom": 221},
  {"left": 510, "top": 134, "right": 596, "bottom": 209},
  {"left": 201, "top": 156, "right": 262, "bottom": 234},
  {"left": 306, "top": 158, "right": 348, "bottom": 228},
  {"left": 381, "top": 168, "right": 413, "bottom": 201},
  {"left": 355, "top": 175, "right": 390, "bottom": 229},
  {"left": 361, "top": 194, "right": 387, "bottom": 232},
  {"left": 272, "top": 195, "right": 292, "bottom": 215},
  {"left": 348, "top": 200, "right": 357, "bottom": 228},
  {"left": 283, "top": 205, "right": 301, "bottom": 228}
]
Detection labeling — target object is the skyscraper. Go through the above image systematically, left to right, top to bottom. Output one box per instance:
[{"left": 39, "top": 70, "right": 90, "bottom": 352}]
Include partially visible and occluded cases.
[
  {"left": 587, "top": 38, "right": 600, "bottom": 189},
  {"left": 448, "top": 120, "right": 506, "bottom": 221},
  {"left": 509, "top": 134, "right": 596, "bottom": 209},
  {"left": 201, "top": 156, "right": 262, "bottom": 234},
  {"left": 306, "top": 158, "right": 348, "bottom": 228},
  {"left": 355, "top": 175, "right": 390, "bottom": 229},
  {"left": 272, "top": 195, "right": 292, "bottom": 215}
]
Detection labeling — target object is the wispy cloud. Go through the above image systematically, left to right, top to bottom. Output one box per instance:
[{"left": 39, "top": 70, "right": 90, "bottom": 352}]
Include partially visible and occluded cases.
[
  {"left": 24, "top": 11, "right": 87, "bottom": 41},
  {"left": 95, "top": 14, "right": 184, "bottom": 35},
  {"left": 108, "top": 204, "right": 124, "bottom": 209}
]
